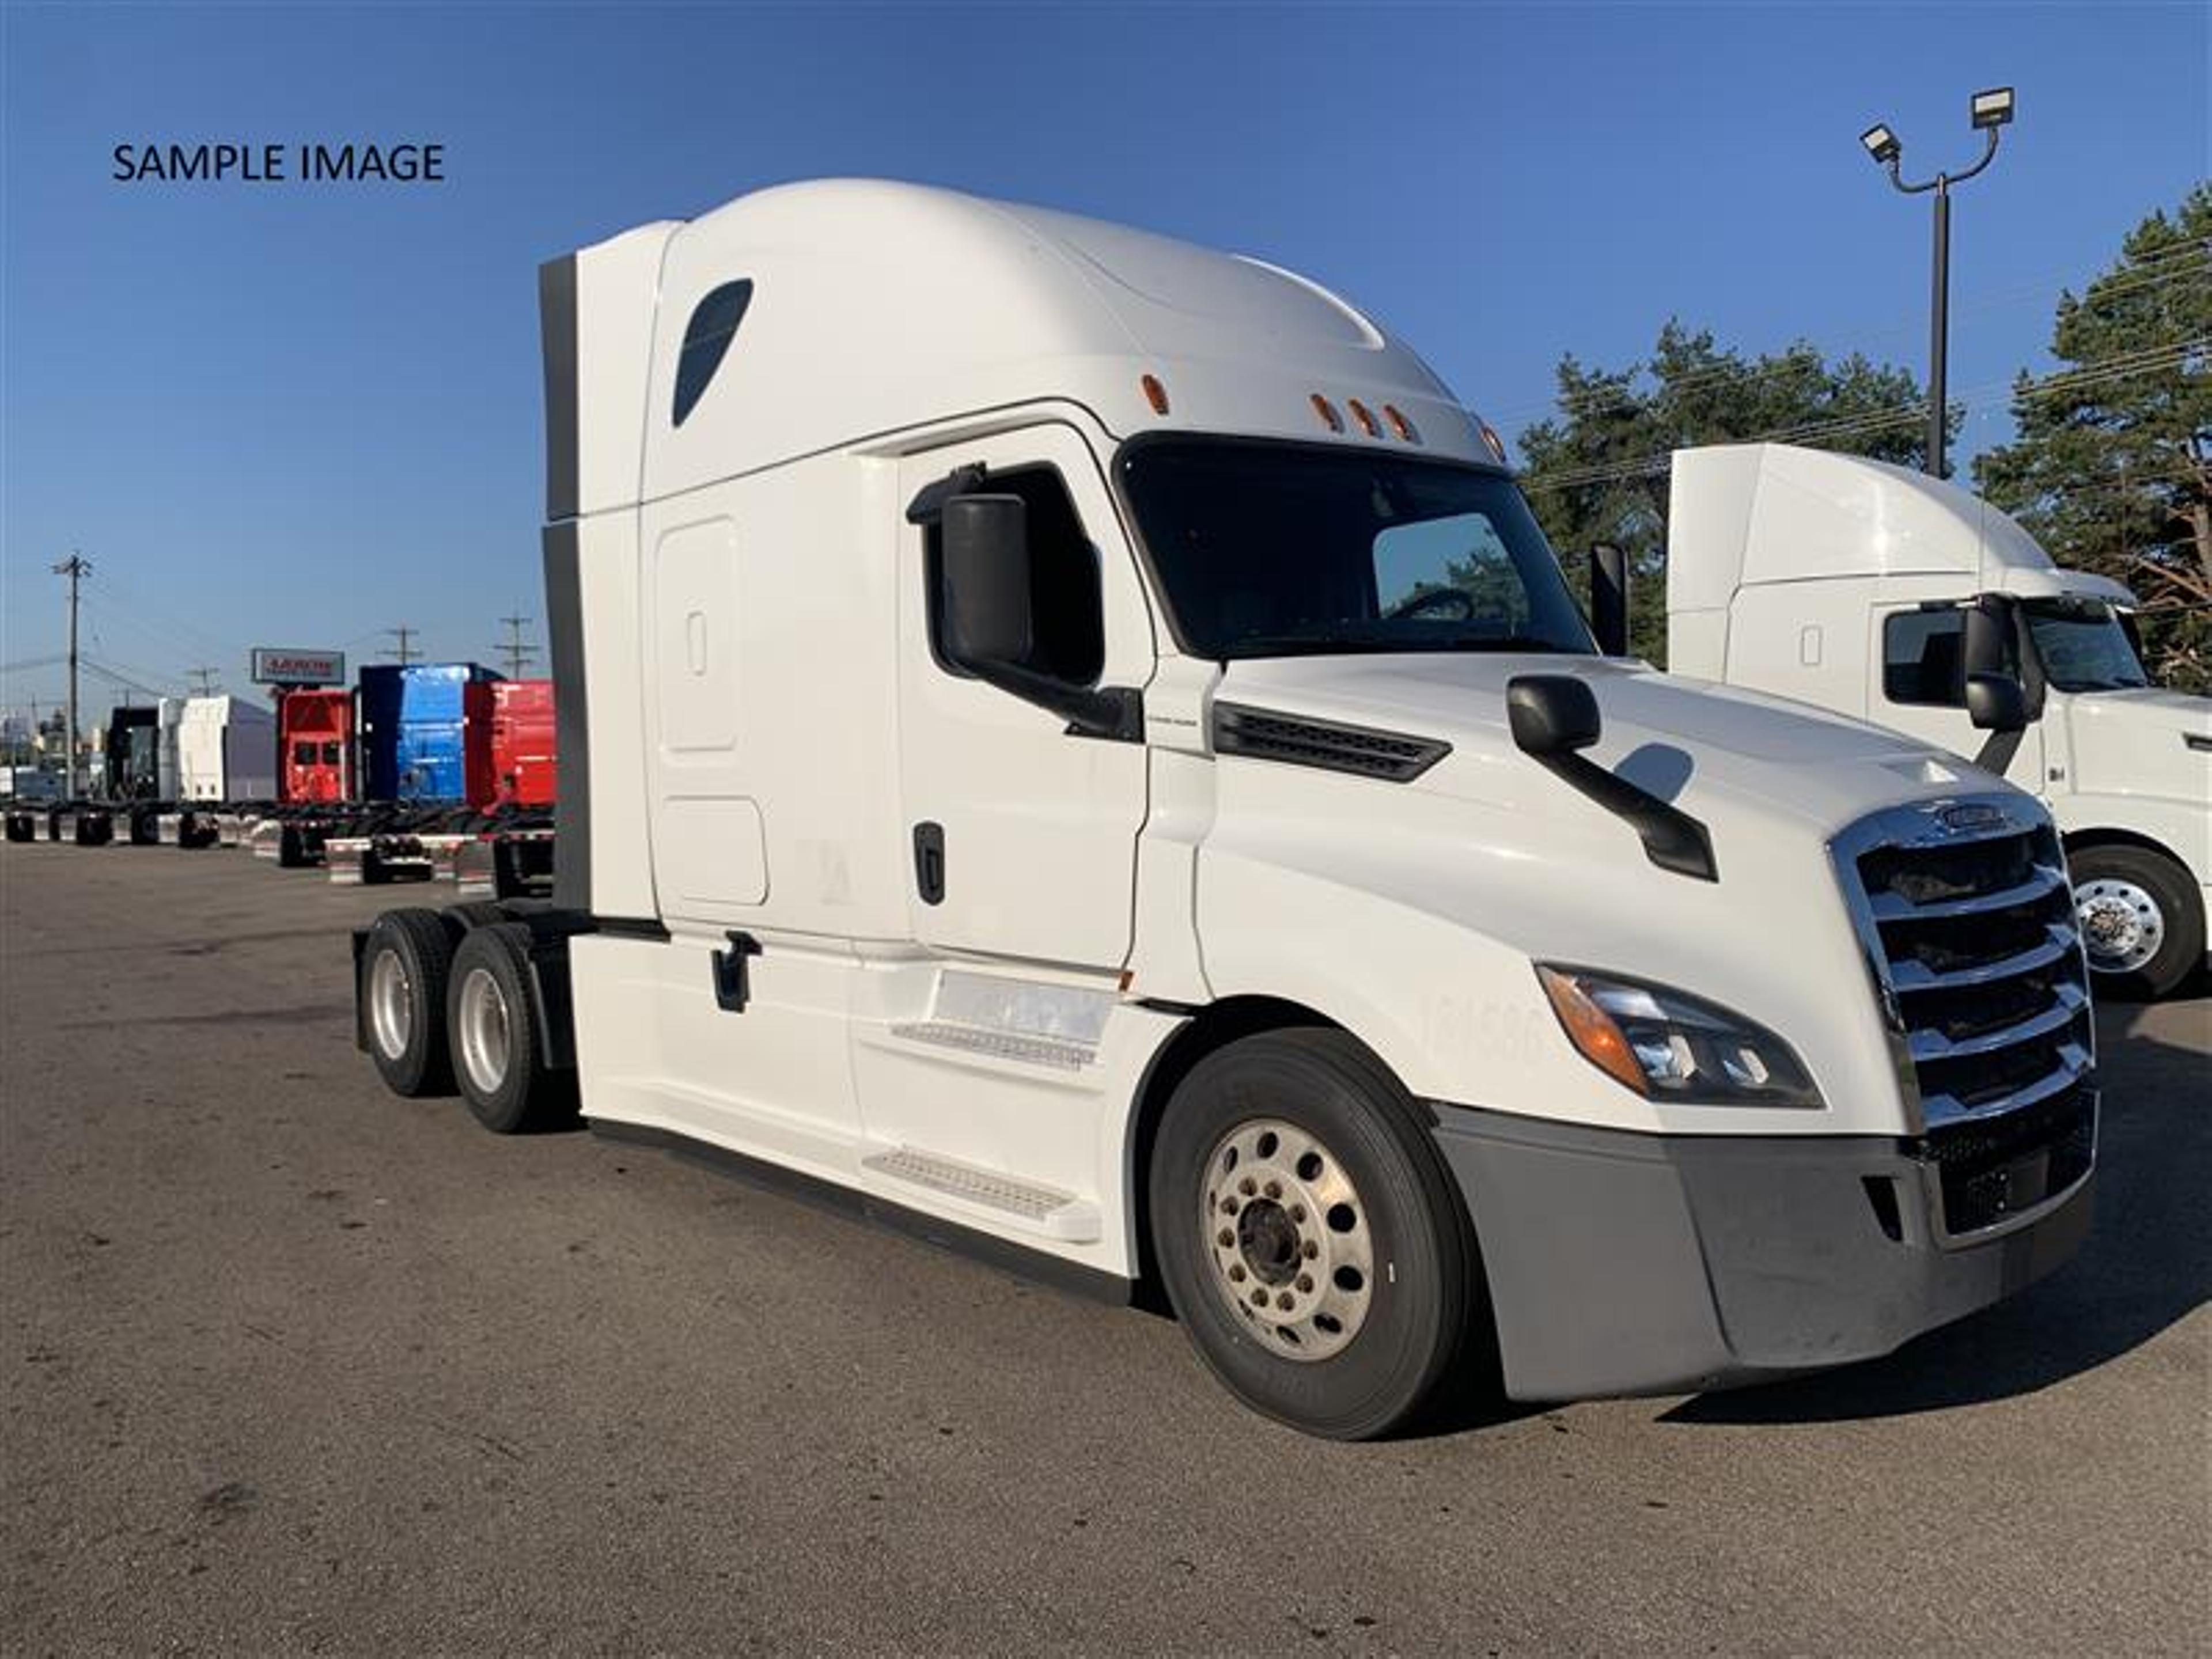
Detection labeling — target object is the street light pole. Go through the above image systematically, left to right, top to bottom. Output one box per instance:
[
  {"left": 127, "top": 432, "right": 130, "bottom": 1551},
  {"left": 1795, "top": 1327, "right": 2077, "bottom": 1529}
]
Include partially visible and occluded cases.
[{"left": 1859, "top": 88, "right": 2015, "bottom": 479}]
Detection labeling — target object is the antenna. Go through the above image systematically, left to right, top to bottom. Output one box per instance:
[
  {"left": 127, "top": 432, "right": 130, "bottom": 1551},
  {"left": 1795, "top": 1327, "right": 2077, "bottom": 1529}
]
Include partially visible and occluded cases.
[
  {"left": 495, "top": 613, "right": 539, "bottom": 679},
  {"left": 382, "top": 626, "right": 422, "bottom": 666}
]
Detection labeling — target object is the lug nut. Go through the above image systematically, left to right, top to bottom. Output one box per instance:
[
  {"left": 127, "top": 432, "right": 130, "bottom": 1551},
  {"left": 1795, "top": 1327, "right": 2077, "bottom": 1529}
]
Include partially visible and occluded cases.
[
  {"left": 1238, "top": 1177, "right": 1256, "bottom": 1196},
  {"left": 1264, "top": 1180, "right": 1282, "bottom": 1199},
  {"left": 1222, "top": 1198, "right": 1238, "bottom": 1215},
  {"left": 1290, "top": 1205, "right": 1306, "bottom": 1223},
  {"left": 1217, "top": 1229, "right": 1234, "bottom": 1248},
  {"left": 1301, "top": 1240, "right": 1320, "bottom": 1259},
  {"left": 1229, "top": 1264, "right": 1246, "bottom": 1283},
  {"left": 1296, "top": 1275, "right": 1313, "bottom": 1293},
  {"left": 1251, "top": 1289, "right": 1268, "bottom": 1307},
  {"left": 1277, "top": 1292, "right": 1295, "bottom": 1311}
]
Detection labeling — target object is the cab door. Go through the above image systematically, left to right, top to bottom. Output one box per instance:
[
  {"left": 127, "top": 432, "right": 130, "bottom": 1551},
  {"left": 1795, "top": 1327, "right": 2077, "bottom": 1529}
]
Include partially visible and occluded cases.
[
  {"left": 895, "top": 424, "right": 1155, "bottom": 968},
  {"left": 1871, "top": 600, "right": 2044, "bottom": 787}
]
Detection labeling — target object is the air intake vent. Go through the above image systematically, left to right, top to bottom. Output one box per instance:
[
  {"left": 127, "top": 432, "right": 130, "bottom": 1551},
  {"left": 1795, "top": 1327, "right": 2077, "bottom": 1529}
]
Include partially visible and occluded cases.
[{"left": 1212, "top": 703, "right": 1449, "bottom": 782}]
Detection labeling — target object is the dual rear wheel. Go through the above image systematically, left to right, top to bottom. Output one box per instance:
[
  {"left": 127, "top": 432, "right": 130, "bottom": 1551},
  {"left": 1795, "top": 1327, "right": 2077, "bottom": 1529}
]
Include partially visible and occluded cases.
[{"left": 359, "top": 908, "right": 572, "bottom": 1133}]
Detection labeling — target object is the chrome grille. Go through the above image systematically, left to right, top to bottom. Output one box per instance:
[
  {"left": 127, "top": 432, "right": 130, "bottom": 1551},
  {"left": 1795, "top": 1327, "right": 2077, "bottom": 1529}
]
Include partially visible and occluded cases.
[{"left": 1832, "top": 796, "right": 2097, "bottom": 1236}]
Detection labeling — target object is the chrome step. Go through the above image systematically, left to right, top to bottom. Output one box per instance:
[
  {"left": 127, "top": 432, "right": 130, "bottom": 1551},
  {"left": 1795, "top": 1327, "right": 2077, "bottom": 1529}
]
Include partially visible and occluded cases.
[
  {"left": 887, "top": 1020, "right": 1094, "bottom": 1071},
  {"left": 861, "top": 1146, "right": 1100, "bottom": 1241}
]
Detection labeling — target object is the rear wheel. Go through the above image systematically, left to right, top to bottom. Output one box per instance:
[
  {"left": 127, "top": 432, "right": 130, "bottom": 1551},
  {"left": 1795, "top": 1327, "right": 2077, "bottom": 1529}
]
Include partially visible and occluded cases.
[
  {"left": 2070, "top": 844, "right": 2202, "bottom": 999},
  {"left": 360, "top": 909, "right": 456, "bottom": 1096},
  {"left": 446, "top": 922, "right": 574, "bottom": 1134},
  {"left": 1149, "top": 1029, "right": 1490, "bottom": 1440}
]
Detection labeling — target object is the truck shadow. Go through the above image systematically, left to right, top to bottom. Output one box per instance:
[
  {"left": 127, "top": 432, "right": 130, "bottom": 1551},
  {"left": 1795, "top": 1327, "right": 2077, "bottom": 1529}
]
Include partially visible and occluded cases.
[{"left": 1661, "top": 997, "right": 2210, "bottom": 1425}]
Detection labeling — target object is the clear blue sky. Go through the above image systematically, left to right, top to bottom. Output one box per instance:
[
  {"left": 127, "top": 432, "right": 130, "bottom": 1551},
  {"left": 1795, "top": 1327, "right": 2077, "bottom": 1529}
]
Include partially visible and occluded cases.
[{"left": 2, "top": 1, "right": 2205, "bottom": 718}]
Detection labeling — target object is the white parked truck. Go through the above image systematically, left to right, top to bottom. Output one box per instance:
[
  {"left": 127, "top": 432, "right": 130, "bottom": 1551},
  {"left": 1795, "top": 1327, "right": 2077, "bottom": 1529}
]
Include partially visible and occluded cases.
[
  {"left": 354, "top": 181, "right": 2096, "bottom": 1437},
  {"left": 1668, "top": 442, "right": 2210, "bottom": 997},
  {"left": 176, "top": 694, "right": 277, "bottom": 802}
]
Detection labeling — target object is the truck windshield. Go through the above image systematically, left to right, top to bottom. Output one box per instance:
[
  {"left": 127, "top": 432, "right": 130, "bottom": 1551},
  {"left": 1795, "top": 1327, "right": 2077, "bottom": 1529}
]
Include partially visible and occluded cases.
[
  {"left": 1118, "top": 437, "right": 1594, "bottom": 660},
  {"left": 2023, "top": 597, "right": 2149, "bottom": 692}
]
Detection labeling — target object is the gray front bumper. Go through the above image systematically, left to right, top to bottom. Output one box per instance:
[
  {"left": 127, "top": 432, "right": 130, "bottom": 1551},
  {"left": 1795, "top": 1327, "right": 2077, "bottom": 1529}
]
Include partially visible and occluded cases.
[{"left": 1432, "top": 1096, "right": 2095, "bottom": 1402}]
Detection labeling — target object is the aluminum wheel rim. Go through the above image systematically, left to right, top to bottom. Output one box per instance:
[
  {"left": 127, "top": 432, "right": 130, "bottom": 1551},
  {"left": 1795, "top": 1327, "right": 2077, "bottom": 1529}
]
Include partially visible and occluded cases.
[
  {"left": 2075, "top": 877, "right": 2164, "bottom": 974},
  {"left": 368, "top": 948, "right": 414, "bottom": 1060},
  {"left": 457, "top": 967, "right": 512, "bottom": 1096},
  {"left": 1199, "top": 1118, "right": 1373, "bottom": 1362}
]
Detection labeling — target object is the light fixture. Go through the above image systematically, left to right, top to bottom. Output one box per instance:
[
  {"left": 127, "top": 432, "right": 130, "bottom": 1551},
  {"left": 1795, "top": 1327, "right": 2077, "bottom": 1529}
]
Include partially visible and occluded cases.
[
  {"left": 1970, "top": 86, "right": 2015, "bottom": 130},
  {"left": 1859, "top": 122, "right": 1902, "bottom": 165}
]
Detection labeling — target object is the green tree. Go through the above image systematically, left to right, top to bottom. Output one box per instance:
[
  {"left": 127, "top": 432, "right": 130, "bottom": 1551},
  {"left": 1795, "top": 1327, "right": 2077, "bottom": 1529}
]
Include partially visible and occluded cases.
[
  {"left": 1974, "top": 186, "right": 2212, "bottom": 692},
  {"left": 1516, "top": 321, "right": 1929, "bottom": 662}
]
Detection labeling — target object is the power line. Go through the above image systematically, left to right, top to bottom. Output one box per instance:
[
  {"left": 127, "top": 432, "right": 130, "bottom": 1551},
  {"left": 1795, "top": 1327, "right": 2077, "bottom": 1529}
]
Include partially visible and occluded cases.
[{"left": 495, "top": 613, "right": 539, "bottom": 679}]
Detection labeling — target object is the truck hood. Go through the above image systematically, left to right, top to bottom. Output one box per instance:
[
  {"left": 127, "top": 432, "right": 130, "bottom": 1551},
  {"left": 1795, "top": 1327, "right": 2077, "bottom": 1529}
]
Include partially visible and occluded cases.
[
  {"left": 1216, "top": 653, "right": 1993, "bottom": 839},
  {"left": 2061, "top": 684, "right": 2212, "bottom": 805}
]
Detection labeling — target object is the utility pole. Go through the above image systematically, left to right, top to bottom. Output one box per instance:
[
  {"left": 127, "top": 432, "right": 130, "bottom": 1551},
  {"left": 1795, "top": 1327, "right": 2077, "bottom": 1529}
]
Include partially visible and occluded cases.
[
  {"left": 51, "top": 551, "right": 91, "bottom": 796},
  {"left": 495, "top": 613, "right": 539, "bottom": 679},
  {"left": 382, "top": 626, "right": 422, "bottom": 666},
  {"left": 186, "top": 666, "right": 223, "bottom": 697}
]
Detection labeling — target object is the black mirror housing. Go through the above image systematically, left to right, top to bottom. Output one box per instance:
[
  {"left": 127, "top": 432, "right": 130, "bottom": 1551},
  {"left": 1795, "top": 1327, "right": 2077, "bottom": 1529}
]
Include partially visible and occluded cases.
[
  {"left": 941, "top": 494, "right": 1032, "bottom": 668},
  {"left": 1961, "top": 600, "right": 2010, "bottom": 679},
  {"left": 1966, "top": 671, "right": 2028, "bottom": 734},
  {"left": 1508, "top": 675, "right": 1602, "bottom": 757}
]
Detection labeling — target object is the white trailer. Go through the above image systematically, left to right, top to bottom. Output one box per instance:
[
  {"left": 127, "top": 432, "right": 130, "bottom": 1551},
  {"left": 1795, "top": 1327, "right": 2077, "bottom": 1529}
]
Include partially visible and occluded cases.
[
  {"left": 354, "top": 182, "right": 2096, "bottom": 1437},
  {"left": 1668, "top": 442, "right": 2210, "bottom": 996},
  {"left": 176, "top": 695, "right": 277, "bottom": 803},
  {"left": 156, "top": 697, "right": 184, "bottom": 800}
]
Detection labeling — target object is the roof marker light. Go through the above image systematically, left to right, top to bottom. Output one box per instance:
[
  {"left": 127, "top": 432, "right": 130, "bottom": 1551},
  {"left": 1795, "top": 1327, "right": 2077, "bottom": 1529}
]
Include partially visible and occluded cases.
[
  {"left": 1141, "top": 374, "right": 1171, "bottom": 416},
  {"left": 1310, "top": 393, "right": 1344, "bottom": 433},
  {"left": 1346, "top": 398, "right": 1381, "bottom": 438},
  {"left": 1382, "top": 403, "right": 1421, "bottom": 444},
  {"left": 1478, "top": 421, "right": 1508, "bottom": 464}
]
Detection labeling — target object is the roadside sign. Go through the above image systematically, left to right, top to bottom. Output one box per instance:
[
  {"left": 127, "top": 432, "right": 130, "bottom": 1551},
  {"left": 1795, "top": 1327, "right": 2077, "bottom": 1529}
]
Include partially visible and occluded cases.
[{"left": 251, "top": 647, "right": 346, "bottom": 685}]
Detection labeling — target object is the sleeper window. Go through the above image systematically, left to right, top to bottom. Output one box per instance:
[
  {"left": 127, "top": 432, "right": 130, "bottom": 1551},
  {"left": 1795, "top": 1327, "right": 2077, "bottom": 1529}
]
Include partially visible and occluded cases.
[{"left": 671, "top": 279, "right": 754, "bottom": 427}]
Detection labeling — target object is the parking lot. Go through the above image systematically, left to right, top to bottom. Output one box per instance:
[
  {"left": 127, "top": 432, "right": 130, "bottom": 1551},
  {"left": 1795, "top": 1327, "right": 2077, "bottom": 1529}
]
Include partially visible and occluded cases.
[{"left": 2, "top": 840, "right": 2205, "bottom": 1655}]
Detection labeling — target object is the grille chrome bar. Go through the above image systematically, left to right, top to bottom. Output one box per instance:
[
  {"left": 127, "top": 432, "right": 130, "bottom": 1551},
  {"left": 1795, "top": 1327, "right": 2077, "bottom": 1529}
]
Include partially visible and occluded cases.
[
  {"left": 1866, "top": 862, "right": 2066, "bottom": 922},
  {"left": 1887, "top": 925, "right": 2075, "bottom": 991},
  {"left": 1907, "top": 982, "right": 2088, "bottom": 1062},
  {"left": 1920, "top": 1041, "right": 2093, "bottom": 1128}
]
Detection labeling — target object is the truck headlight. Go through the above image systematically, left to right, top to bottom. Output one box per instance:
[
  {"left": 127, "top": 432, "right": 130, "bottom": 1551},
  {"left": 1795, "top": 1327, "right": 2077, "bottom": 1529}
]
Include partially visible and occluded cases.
[{"left": 1535, "top": 965, "right": 1822, "bottom": 1107}]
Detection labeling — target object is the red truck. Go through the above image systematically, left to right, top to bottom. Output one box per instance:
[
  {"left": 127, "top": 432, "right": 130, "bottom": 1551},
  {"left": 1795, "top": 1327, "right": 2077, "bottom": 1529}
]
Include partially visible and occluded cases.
[
  {"left": 488, "top": 679, "right": 556, "bottom": 807},
  {"left": 278, "top": 689, "right": 353, "bottom": 803}
]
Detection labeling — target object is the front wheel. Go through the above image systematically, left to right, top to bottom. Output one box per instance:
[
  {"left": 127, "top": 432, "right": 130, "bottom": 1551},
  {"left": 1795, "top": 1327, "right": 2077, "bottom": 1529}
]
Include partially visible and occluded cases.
[
  {"left": 2070, "top": 844, "right": 2203, "bottom": 999},
  {"left": 1149, "top": 1029, "right": 1491, "bottom": 1440}
]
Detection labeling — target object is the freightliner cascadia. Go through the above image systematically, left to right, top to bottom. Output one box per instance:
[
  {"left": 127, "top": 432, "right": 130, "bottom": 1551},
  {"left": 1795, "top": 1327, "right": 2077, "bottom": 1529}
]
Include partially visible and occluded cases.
[{"left": 354, "top": 182, "right": 2096, "bottom": 1437}]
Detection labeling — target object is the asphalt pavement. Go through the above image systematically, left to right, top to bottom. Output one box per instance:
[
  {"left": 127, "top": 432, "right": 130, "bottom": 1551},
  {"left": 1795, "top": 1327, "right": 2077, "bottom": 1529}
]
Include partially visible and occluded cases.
[{"left": 2, "top": 840, "right": 2206, "bottom": 1655}]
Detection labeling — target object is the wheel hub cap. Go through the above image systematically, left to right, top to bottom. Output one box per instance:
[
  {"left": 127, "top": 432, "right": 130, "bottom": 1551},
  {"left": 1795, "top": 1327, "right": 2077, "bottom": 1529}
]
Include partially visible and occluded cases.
[
  {"left": 2075, "top": 877, "right": 2163, "bottom": 974},
  {"left": 369, "top": 949, "right": 412, "bottom": 1060},
  {"left": 457, "top": 967, "right": 512, "bottom": 1094},
  {"left": 1200, "top": 1118, "right": 1373, "bottom": 1362}
]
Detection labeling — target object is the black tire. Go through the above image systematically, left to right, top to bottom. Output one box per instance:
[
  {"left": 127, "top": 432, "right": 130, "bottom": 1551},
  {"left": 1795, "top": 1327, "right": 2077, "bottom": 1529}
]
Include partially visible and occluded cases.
[
  {"left": 2070, "top": 843, "right": 2204, "bottom": 1000},
  {"left": 359, "top": 908, "right": 457, "bottom": 1096},
  {"left": 445, "top": 922, "right": 574, "bottom": 1134},
  {"left": 1148, "top": 1029, "right": 1490, "bottom": 1440}
]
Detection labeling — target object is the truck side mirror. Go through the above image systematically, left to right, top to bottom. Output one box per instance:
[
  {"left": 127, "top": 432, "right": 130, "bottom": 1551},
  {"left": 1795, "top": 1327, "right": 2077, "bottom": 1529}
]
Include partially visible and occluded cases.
[
  {"left": 941, "top": 495, "right": 1033, "bottom": 669},
  {"left": 1589, "top": 544, "right": 1630, "bottom": 658},
  {"left": 1961, "top": 600, "right": 2009, "bottom": 679},
  {"left": 1966, "top": 672, "right": 2027, "bottom": 734},
  {"left": 1508, "top": 674, "right": 1717, "bottom": 881},
  {"left": 1508, "top": 675, "right": 1601, "bottom": 757}
]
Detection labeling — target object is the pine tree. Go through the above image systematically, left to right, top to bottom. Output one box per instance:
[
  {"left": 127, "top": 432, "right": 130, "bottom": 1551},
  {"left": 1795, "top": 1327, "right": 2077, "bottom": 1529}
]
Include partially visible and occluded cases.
[{"left": 1974, "top": 186, "right": 2212, "bottom": 692}]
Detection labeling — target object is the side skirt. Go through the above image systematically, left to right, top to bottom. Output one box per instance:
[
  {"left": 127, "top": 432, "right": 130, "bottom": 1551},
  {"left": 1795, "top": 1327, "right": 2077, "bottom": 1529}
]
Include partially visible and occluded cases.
[{"left": 587, "top": 1118, "right": 1136, "bottom": 1307}]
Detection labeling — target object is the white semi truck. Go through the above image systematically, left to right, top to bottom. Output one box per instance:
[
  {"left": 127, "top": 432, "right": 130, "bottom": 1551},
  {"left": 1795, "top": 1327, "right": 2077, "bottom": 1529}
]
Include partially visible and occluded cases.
[
  {"left": 354, "top": 181, "right": 2096, "bottom": 1437},
  {"left": 1667, "top": 443, "right": 2210, "bottom": 997},
  {"left": 176, "top": 694, "right": 278, "bottom": 802}
]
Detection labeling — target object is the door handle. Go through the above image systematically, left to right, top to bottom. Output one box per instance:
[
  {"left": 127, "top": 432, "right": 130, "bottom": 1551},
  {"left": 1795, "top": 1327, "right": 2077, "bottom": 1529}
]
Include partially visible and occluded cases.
[
  {"left": 912, "top": 821, "right": 945, "bottom": 906},
  {"left": 712, "top": 931, "right": 762, "bottom": 1013}
]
